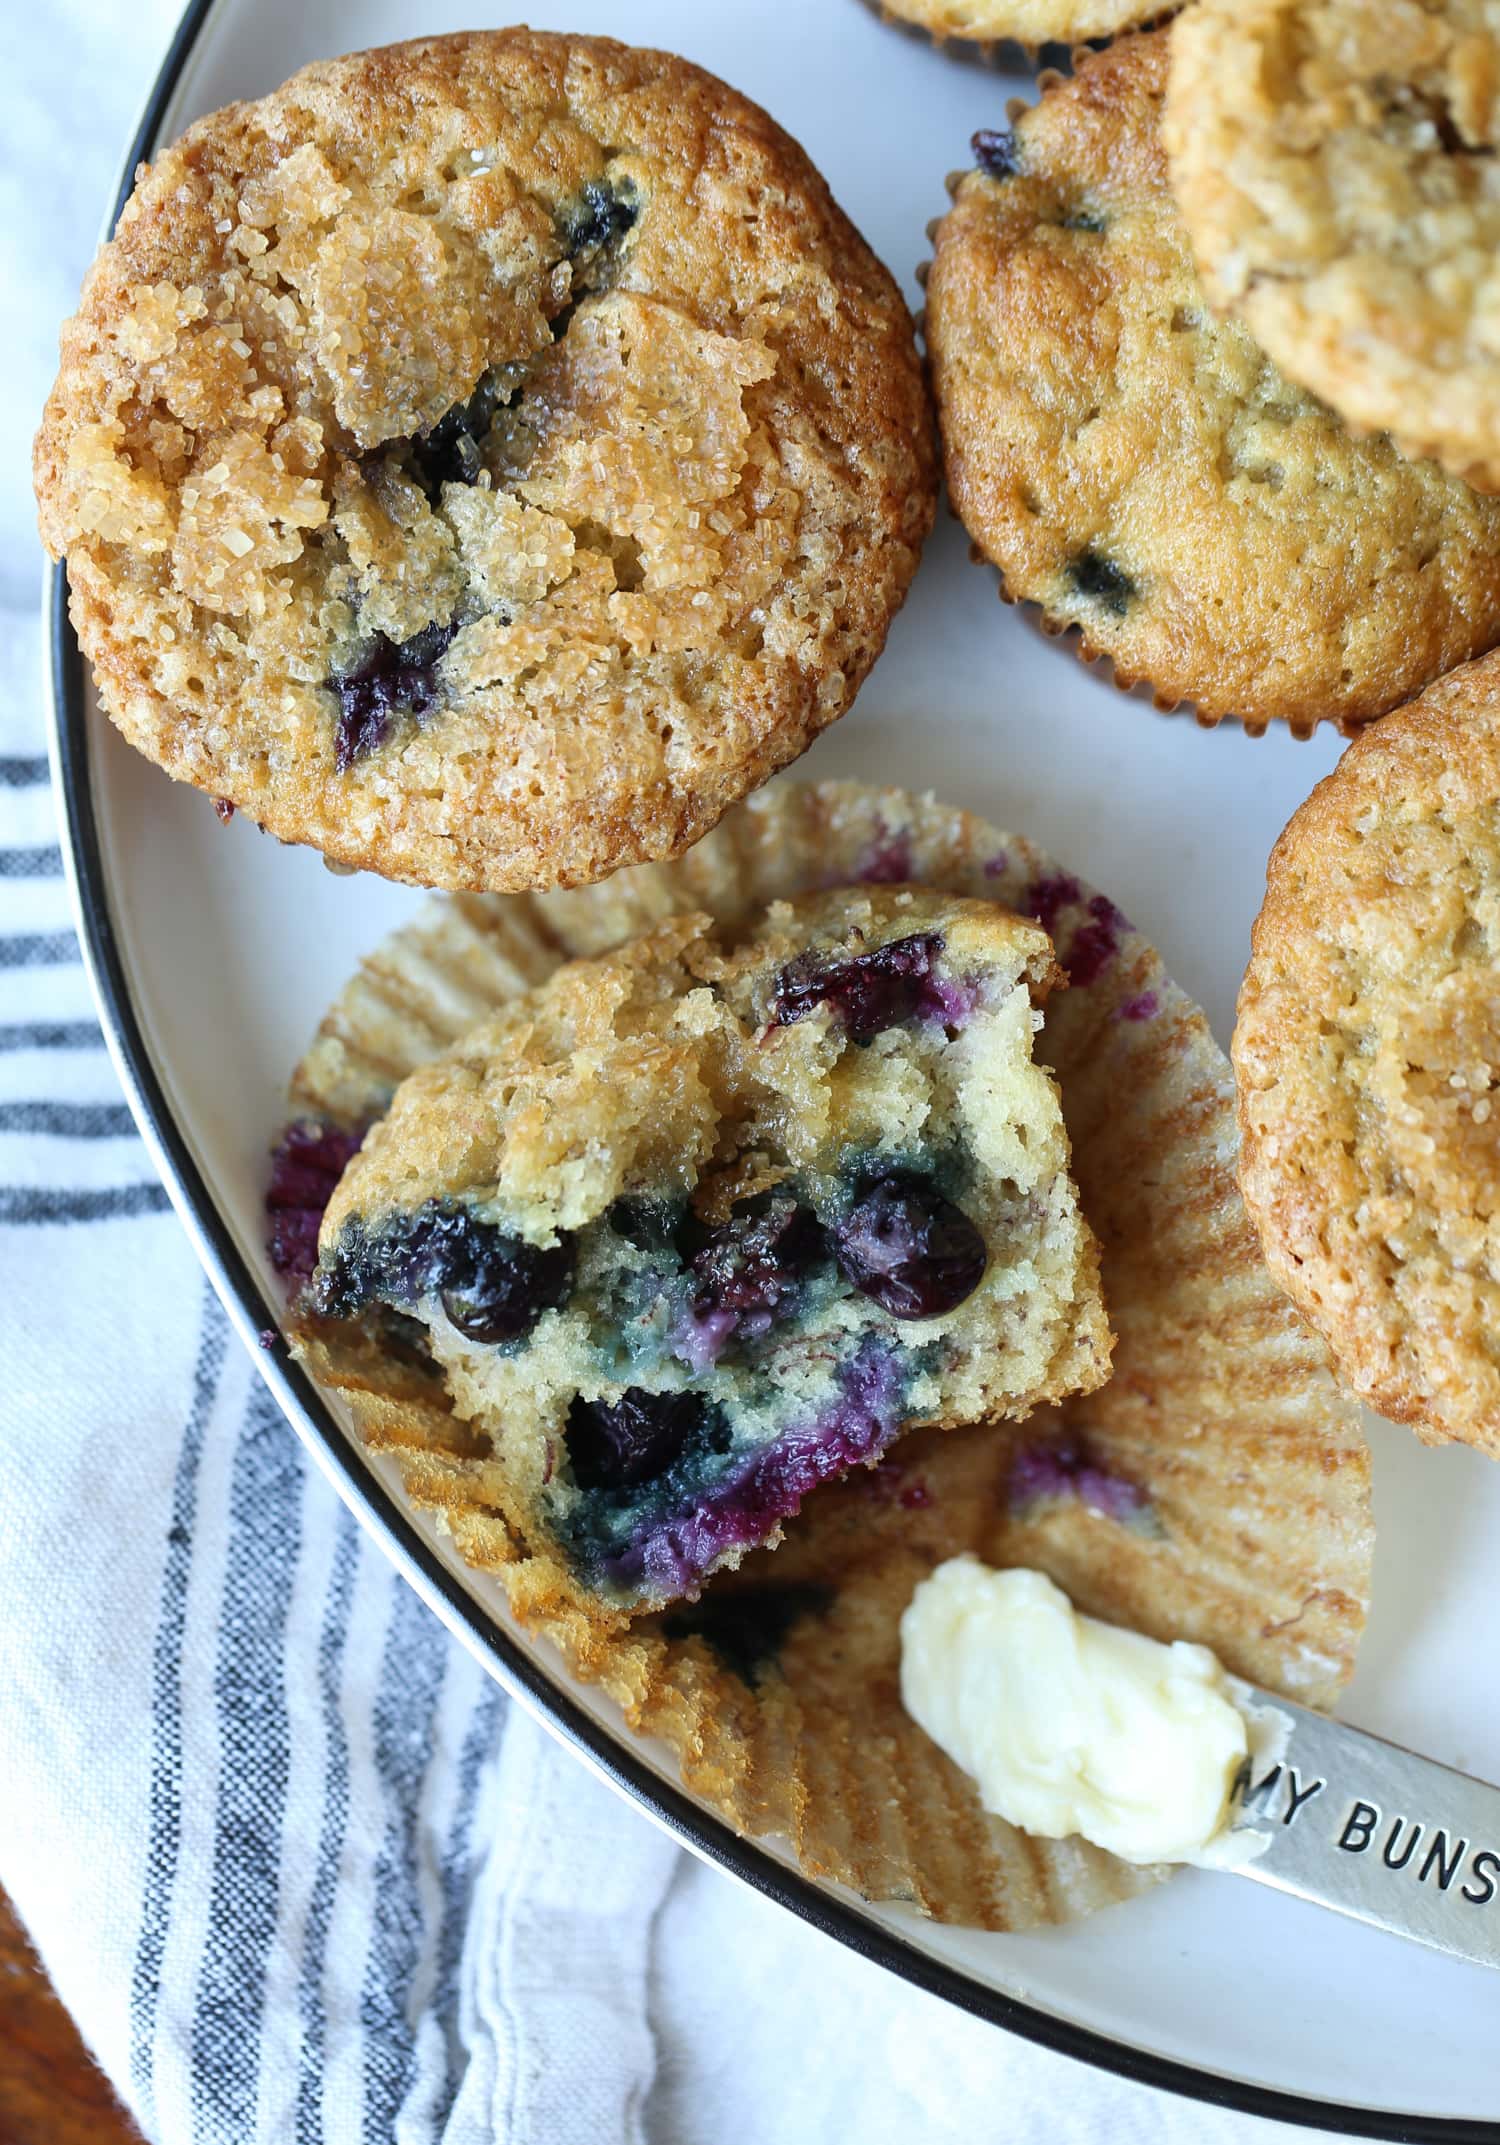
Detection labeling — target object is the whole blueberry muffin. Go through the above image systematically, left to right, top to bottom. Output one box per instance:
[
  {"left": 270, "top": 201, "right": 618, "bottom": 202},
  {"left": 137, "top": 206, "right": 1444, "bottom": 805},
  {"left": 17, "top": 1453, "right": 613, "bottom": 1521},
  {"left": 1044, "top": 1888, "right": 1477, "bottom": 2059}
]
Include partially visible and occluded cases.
[
  {"left": 869, "top": 0, "right": 1173, "bottom": 55},
  {"left": 1168, "top": 0, "right": 1500, "bottom": 494},
  {"left": 924, "top": 30, "right": 1500, "bottom": 734},
  {"left": 34, "top": 31, "right": 935, "bottom": 890},
  {"left": 1236, "top": 647, "right": 1500, "bottom": 1458},
  {"left": 306, "top": 887, "right": 1112, "bottom": 1615}
]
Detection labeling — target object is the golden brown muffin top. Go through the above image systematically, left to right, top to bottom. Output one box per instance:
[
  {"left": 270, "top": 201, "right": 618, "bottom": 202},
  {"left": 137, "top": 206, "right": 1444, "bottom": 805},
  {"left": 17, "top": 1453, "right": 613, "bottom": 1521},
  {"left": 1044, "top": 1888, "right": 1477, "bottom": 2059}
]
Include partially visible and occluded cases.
[
  {"left": 1168, "top": 0, "right": 1500, "bottom": 492},
  {"left": 36, "top": 30, "right": 935, "bottom": 889},
  {"left": 926, "top": 30, "right": 1500, "bottom": 733},
  {"left": 1236, "top": 646, "right": 1500, "bottom": 1454}
]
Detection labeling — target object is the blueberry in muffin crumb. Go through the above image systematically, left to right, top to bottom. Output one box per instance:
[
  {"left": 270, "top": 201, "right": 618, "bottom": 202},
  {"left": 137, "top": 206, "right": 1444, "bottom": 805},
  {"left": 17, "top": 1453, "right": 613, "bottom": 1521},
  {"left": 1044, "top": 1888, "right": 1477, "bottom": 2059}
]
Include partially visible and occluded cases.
[{"left": 305, "top": 886, "right": 1113, "bottom": 1614}]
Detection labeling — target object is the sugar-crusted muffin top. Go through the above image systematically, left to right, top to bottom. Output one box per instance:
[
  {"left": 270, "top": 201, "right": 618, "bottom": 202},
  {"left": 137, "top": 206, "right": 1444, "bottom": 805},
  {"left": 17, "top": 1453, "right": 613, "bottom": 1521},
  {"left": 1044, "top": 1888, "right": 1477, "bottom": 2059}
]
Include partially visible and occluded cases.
[
  {"left": 1167, "top": 0, "right": 1500, "bottom": 492},
  {"left": 36, "top": 29, "right": 935, "bottom": 890},
  {"left": 925, "top": 30, "right": 1500, "bottom": 733},
  {"left": 1235, "top": 646, "right": 1500, "bottom": 1455}
]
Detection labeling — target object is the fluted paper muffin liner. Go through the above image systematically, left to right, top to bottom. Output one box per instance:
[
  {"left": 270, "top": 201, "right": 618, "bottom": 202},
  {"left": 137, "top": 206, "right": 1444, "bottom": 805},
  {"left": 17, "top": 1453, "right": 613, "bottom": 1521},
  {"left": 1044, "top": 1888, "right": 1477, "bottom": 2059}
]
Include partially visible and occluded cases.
[{"left": 284, "top": 780, "right": 1372, "bottom": 1929}]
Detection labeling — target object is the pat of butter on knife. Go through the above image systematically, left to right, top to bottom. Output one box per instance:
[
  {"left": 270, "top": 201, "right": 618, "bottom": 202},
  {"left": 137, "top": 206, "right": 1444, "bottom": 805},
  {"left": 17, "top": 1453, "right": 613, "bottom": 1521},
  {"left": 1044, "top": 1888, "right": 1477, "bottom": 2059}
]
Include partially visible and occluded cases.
[
  {"left": 901, "top": 1556, "right": 1500, "bottom": 1971},
  {"left": 900, "top": 1558, "right": 1279, "bottom": 1869}
]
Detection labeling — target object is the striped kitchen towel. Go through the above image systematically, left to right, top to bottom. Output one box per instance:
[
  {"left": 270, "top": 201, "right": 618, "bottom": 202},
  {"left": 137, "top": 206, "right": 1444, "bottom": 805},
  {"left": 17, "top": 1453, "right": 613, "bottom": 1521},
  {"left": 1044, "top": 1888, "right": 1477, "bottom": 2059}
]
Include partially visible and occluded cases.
[{"left": 0, "top": 606, "right": 677, "bottom": 2144}]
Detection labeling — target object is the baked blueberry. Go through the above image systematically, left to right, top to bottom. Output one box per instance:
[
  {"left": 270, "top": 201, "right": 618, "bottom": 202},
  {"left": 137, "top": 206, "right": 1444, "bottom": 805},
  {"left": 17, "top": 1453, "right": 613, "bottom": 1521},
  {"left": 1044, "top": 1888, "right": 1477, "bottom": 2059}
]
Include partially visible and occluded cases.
[
  {"left": 972, "top": 129, "right": 1020, "bottom": 180},
  {"left": 330, "top": 621, "right": 460, "bottom": 770},
  {"left": 771, "top": 932, "right": 950, "bottom": 1043},
  {"left": 833, "top": 1172, "right": 987, "bottom": 1320},
  {"left": 312, "top": 1199, "right": 573, "bottom": 1344},
  {"left": 566, "top": 1387, "right": 707, "bottom": 1492}
]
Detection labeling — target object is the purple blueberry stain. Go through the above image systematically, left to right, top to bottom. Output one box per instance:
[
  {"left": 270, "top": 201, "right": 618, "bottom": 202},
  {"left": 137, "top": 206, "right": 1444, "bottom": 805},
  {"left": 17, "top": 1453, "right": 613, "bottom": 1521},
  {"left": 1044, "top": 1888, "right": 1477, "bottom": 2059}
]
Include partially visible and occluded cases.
[
  {"left": 329, "top": 617, "right": 459, "bottom": 770},
  {"left": 858, "top": 822, "right": 915, "bottom": 885},
  {"left": 983, "top": 851, "right": 1009, "bottom": 880},
  {"left": 1021, "top": 871, "right": 1083, "bottom": 938},
  {"left": 1021, "top": 877, "right": 1131, "bottom": 986},
  {"left": 1065, "top": 894, "right": 1130, "bottom": 988},
  {"left": 772, "top": 932, "right": 963, "bottom": 1044},
  {"left": 926, "top": 973, "right": 980, "bottom": 1029},
  {"left": 1116, "top": 989, "right": 1160, "bottom": 1023},
  {"left": 265, "top": 1118, "right": 366, "bottom": 1284},
  {"left": 833, "top": 1171, "right": 986, "bottom": 1321},
  {"left": 669, "top": 1194, "right": 823, "bottom": 1367},
  {"left": 690, "top": 1195, "right": 824, "bottom": 1319},
  {"left": 668, "top": 1301, "right": 739, "bottom": 1374},
  {"left": 599, "top": 1341, "right": 908, "bottom": 1601},
  {"left": 1009, "top": 1431, "right": 1154, "bottom": 1530},
  {"left": 865, "top": 1453, "right": 933, "bottom": 1510}
]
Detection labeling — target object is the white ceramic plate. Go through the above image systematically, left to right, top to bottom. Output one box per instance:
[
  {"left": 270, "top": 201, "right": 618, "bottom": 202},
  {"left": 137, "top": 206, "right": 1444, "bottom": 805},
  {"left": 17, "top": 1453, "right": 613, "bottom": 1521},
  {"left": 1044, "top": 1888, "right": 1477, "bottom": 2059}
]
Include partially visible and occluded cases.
[{"left": 47, "top": 1, "right": 1500, "bottom": 2133}]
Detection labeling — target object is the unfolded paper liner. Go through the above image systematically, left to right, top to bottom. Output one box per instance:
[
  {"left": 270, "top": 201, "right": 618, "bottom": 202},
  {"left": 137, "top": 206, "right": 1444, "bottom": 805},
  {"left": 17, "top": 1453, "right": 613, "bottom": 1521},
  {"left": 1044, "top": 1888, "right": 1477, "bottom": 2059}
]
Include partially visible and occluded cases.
[{"left": 287, "top": 781, "right": 1372, "bottom": 1929}]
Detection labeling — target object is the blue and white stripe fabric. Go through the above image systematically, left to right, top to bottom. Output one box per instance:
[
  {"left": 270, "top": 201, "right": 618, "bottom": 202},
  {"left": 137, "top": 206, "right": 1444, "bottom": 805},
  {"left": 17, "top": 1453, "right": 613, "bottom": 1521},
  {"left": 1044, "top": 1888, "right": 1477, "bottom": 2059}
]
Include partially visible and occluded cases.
[
  {"left": 2, "top": 11, "right": 1348, "bottom": 2140},
  {"left": 0, "top": 607, "right": 677, "bottom": 2144}
]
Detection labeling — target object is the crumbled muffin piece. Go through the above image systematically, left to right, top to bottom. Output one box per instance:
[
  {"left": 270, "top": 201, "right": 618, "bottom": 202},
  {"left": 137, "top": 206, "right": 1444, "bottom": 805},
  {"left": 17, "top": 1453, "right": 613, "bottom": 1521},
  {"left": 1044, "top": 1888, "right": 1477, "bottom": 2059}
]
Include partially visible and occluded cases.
[{"left": 309, "top": 888, "right": 1112, "bottom": 1615}]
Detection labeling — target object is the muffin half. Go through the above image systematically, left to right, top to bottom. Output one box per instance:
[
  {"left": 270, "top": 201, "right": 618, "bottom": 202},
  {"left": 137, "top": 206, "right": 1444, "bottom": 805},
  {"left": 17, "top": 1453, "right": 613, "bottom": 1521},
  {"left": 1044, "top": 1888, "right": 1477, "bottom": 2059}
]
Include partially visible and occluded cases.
[{"left": 306, "top": 888, "right": 1111, "bottom": 1615}]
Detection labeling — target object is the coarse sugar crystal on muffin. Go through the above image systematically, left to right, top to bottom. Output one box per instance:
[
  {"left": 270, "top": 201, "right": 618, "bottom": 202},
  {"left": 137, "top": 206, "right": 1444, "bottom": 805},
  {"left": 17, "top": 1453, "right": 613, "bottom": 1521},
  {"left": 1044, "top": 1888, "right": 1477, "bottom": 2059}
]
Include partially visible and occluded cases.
[
  {"left": 1166, "top": 0, "right": 1500, "bottom": 495},
  {"left": 924, "top": 29, "right": 1500, "bottom": 734},
  {"left": 34, "top": 30, "right": 936, "bottom": 891},
  {"left": 1236, "top": 647, "right": 1500, "bottom": 1457},
  {"left": 305, "top": 886, "right": 1112, "bottom": 1616}
]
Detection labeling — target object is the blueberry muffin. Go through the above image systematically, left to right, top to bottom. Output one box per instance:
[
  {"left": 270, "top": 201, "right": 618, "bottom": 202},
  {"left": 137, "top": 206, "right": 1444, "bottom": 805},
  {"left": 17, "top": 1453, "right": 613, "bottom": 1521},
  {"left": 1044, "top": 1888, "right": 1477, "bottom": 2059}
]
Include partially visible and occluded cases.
[
  {"left": 869, "top": 0, "right": 1174, "bottom": 55},
  {"left": 1168, "top": 0, "right": 1500, "bottom": 494},
  {"left": 34, "top": 31, "right": 935, "bottom": 890},
  {"left": 924, "top": 31, "right": 1500, "bottom": 734},
  {"left": 1236, "top": 647, "right": 1500, "bottom": 1457},
  {"left": 283, "top": 781, "right": 1371, "bottom": 1927},
  {"left": 306, "top": 888, "right": 1112, "bottom": 1615}
]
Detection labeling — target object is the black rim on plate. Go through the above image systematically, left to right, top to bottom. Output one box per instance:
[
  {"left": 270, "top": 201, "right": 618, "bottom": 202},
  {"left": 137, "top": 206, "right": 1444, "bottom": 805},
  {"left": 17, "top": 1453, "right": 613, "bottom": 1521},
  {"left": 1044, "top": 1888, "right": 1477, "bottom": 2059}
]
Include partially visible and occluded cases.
[{"left": 43, "top": 7, "right": 1487, "bottom": 2138}]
